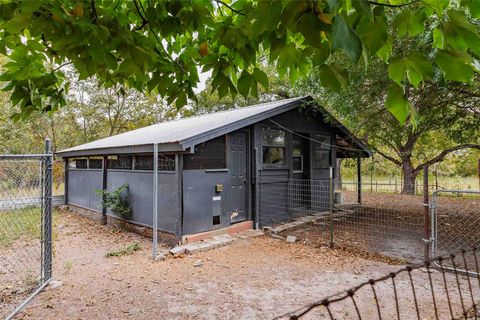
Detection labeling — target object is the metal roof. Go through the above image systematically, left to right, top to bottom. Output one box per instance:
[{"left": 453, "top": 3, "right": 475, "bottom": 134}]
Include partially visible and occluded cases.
[{"left": 57, "top": 96, "right": 370, "bottom": 157}]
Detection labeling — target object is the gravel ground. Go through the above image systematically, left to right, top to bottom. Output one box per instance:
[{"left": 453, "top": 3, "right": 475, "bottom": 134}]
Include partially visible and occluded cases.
[{"left": 1, "top": 209, "right": 475, "bottom": 319}]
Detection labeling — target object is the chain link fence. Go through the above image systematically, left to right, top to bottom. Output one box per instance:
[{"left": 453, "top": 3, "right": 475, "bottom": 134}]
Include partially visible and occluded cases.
[
  {"left": 0, "top": 141, "right": 53, "bottom": 319},
  {"left": 277, "top": 247, "right": 480, "bottom": 319}
]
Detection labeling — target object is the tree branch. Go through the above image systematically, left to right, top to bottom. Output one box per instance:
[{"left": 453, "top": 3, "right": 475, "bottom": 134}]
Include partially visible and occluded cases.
[
  {"left": 214, "top": 0, "right": 246, "bottom": 16},
  {"left": 368, "top": 0, "right": 420, "bottom": 8},
  {"left": 415, "top": 144, "right": 480, "bottom": 173},
  {"left": 369, "top": 145, "right": 402, "bottom": 166}
]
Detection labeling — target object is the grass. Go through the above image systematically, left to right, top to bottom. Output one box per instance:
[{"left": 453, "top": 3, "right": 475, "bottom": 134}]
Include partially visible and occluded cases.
[
  {"left": 0, "top": 207, "right": 41, "bottom": 247},
  {"left": 0, "top": 207, "right": 58, "bottom": 247},
  {"left": 105, "top": 242, "right": 141, "bottom": 258}
]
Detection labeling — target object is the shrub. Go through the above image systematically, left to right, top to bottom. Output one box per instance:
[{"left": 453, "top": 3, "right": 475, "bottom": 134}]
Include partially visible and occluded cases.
[{"left": 96, "top": 184, "right": 132, "bottom": 217}]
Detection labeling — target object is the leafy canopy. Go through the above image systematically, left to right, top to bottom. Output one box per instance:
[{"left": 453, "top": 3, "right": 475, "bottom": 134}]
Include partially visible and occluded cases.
[{"left": 0, "top": 0, "right": 479, "bottom": 122}]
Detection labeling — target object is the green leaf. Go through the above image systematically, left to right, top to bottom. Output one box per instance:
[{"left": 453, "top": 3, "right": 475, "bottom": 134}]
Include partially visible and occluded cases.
[
  {"left": 422, "top": 0, "right": 450, "bottom": 15},
  {"left": 461, "top": 0, "right": 480, "bottom": 18},
  {"left": 395, "top": 10, "right": 427, "bottom": 37},
  {"left": 332, "top": 15, "right": 362, "bottom": 63},
  {"left": 433, "top": 28, "right": 444, "bottom": 49},
  {"left": 376, "top": 36, "right": 392, "bottom": 62},
  {"left": 435, "top": 50, "right": 474, "bottom": 82},
  {"left": 388, "top": 52, "right": 432, "bottom": 88},
  {"left": 317, "top": 64, "right": 348, "bottom": 91},
  {"left": 253, "top": 68, "right": 269, "bottom": 91},
  {"left": 237, "top": 71, "right": 254, "bottom": 98},
  {"left": 386, "top": 83, "right": 410, "bottom": 124}
]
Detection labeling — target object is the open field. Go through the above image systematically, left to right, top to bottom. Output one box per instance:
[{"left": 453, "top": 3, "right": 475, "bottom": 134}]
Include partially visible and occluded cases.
[{"left": 1, "top": 210, "right": 476, "bottom": 319}]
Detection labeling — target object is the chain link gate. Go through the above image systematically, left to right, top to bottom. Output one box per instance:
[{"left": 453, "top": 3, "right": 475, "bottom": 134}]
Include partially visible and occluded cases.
[
  {"left": 0, "top": 140, "right": 53, "bottom": 319},
  {"left": 431, "top": 189, "right": 480, "bottom": 276}
]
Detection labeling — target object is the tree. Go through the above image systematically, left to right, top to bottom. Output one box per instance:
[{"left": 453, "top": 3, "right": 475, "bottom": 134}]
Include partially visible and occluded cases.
[
  {"left": 0, "top": 0, "right": 479, "bottom": 122},
  {"left": 297, "top": 53, "right": 480, "bottom": 194}
]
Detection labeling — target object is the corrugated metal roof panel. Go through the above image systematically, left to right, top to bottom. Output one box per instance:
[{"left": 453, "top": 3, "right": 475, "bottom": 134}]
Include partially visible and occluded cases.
[{"left": 57, "top": 96, "right": 307, "bottom": 155}]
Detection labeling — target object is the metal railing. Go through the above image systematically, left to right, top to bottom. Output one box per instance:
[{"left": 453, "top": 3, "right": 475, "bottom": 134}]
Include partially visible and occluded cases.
[
  {"left": 0, "top": 140, "right": 53, "bottom": 319},
  {"left": 277, "top": 247, "right": 480, "bottom": 319}
]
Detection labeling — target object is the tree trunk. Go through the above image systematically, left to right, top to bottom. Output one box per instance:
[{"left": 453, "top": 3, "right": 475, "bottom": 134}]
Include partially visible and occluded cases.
[{"left": 401, "top": 160, "right": 418, "bottom": 195}]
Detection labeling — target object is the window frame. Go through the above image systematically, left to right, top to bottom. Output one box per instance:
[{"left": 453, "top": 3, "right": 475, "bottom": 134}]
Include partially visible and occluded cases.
[
  {"left": 262, "top": 127, "right": 287, "bottom": 169},
  {"left": 313, "top": 134, "right": 332, "bottom": 168},
  {"left": 108, "top": 155, "right": 133, "bottom": 170}
]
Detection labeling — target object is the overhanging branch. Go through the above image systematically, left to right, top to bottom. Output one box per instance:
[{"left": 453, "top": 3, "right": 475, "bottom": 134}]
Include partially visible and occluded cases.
[{"left": 415, "top": 144, "right": 480, "bottom": 173}]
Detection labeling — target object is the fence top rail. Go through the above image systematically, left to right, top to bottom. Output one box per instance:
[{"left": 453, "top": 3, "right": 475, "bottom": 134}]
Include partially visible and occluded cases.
[
  {"left": 0, "top": 154, "right": 52, "bottom": 160},
  {"left": 432, "top": 189, "right": 480, "bottom": 196},
  {"left": 275, "top": 247, "right": 480, "bottom": 320}
]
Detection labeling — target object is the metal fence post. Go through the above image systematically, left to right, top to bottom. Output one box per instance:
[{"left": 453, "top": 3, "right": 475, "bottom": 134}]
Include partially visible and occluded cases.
[
  {"left": 42, "top": 138, "right": 53, "bottom": 281},
  {"left": 152, "top": 143, "right": 158, "bottom": 259},
  {"left": 423, "top": 165, "right": 430, "bottom": 261},
  {"left": 329, "top": 167, "right": 334, "bottom": 248}
]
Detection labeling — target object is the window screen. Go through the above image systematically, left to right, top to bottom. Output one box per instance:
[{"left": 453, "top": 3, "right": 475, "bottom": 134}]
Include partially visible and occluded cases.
[
  {"left": 262, "top": 128, "right": 286, "bottom": 168},
  {"left": 314, "top": 134, "right": 331, "bottom": 168},
  {"left": 183, "top": 136, "right": 227, "bottom": 170},
  {"left": 134, "top": 154, "right": 176, "bottom": 171},
  {"left": 134, "top": 155, "right": 154, "bottom": 170},
  {"left": 108, "top": 156, "right": 132, "bottom": 170},
  {"left": 69, "top": 158, "right": 87, "bottom": 169},
  {"left": 89, "top": 158, "right": 103, "bottom": 169}
]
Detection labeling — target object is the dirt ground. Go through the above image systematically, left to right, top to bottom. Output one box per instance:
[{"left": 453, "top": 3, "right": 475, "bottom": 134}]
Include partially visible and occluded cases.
[
  {"left": 286, "top": 192, "right": 480, "bottom": 263},
  {"left": 2, "top": 209, "right": 476, "bottom": 319}
]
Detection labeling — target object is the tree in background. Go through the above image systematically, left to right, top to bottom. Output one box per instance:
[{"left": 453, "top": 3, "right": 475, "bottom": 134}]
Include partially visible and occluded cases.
[
  {"left": 1, "top": 0, "right": 479, "bottom": 124},
  {"left": 296, "top": 53, "right": 480, "bottom": 194}
]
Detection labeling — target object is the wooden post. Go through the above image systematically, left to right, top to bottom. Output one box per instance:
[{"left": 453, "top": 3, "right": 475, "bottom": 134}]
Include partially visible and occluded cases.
[
  {"left": 101, "top": 156, "right": 108, "bottom": 225},
  {"left": 357, "top": 156, "right": 362, "bottom": 204},
  {"left": 423, "top": 165, "right": 430, "bottom": 261}
]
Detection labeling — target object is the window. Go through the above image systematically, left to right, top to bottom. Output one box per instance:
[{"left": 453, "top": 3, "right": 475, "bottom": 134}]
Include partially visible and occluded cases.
[
  {"left": 262, "top": 128, "right": 286, "bottom": 168},
  {"left": 314, "top": 134, "right": 331, "bottom": 168},
  {"left": 184, "top": 136, "right": 227, "bottom": 170},
  {"left": 292, "top": 136, "right": 304, "bottom": 173},
  {"left": 134, "top": 154, "right": 176, "bottom": 171},
  {"left": 159, "top": 154, "right": 176, "bottom": 171},
  {"left": 108, "top": 155, "right": 132, "bottom": 170},
  {"left": 89, "top": 157, "right": 103, "bottom": 169},
  {"left": 69, "top": 158, "right": 87, "bottom": 169}
]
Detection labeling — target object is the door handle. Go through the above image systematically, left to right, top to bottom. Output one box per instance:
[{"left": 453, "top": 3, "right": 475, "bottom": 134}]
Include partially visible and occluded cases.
[{"left": 243, "top": 178, "right": 247, "bottom": 184}]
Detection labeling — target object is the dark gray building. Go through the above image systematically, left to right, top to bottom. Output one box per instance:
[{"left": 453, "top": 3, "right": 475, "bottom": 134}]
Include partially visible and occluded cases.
[{"left": 57, "top": 96, "right": 370, "bottom": 240}]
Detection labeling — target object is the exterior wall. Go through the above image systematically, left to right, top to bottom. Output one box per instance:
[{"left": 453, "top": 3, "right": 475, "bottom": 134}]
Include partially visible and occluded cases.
[
  {"left": 254, "top": 109, "right": 336, "bottom": 227},
  {"left": 66, "top": 166, "right": 179, "bottom": 234},
  {"left": 67, "top": 169, "right": 103, "bottom": 211},
  {"left": 106, "top": 170, "right": 179, "bottom": 234},
  {"left": 182, "top": 170, "right": 231, "bottom": 235}
]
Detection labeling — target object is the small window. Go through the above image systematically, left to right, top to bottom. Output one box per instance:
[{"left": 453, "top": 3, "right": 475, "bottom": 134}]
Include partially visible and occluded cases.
[
  {"left": 262, "top": 128, "right": 286, "bottom": 168},
  {"left": 313, "top": 134, "right": 331, "bottom": 168},
  {"left": 315, "top": 134, "right": 331, "bottom": 150},
  {"left": 184, "top": 136, "right": 227, "bottom": 170},
  {"left": 314, "top": 150, "right": 330, "bottom": 168},
  {"left": 134, "top": 154, "right": 176, "bottom": 171},
  {"left": 159, "top": 154, "right": 176, "bottom": 171},
  {"left": 134, "top": 155, "right": 153, "bottom": 170},
  {"left": 292, "top": 155, "right": 303, "bottom": 173},
  {"left": 108, "top": 156, "right": 132, "bottom": 170},
  {"left": 69, "top": 158, "right": 87, "bottom": 169},
  {"left": 89, "top": 158, "right": 103, "bottom": 169}
]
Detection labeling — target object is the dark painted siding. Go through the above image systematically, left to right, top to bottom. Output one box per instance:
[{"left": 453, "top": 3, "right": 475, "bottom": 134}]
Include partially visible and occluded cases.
[
  {"left": 255, "top": 108, "right": 335, "bottom": 227},
  {"left": 67, "top": 168, "right": 179, "bottom": 233},
  {"left": 68, "top": 169, "right": 103, "bottom": 211},
  {"left": 182, "top": 170, "right": 231, "bottom": 235}
]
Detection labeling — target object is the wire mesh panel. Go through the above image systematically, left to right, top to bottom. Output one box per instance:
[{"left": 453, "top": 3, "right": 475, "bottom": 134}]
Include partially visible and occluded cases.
[
  {"left": 0, "top": 152, "right": 52, "bottom": 319},
  {"left": 259, "top": 178, "right": 330, "bottom": 227},
  {"left": 431, "top": 190, "right": 480, "bottom": 276},
  {"left": 277, "top": 248, "right": 480, "bottom": 320}
]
